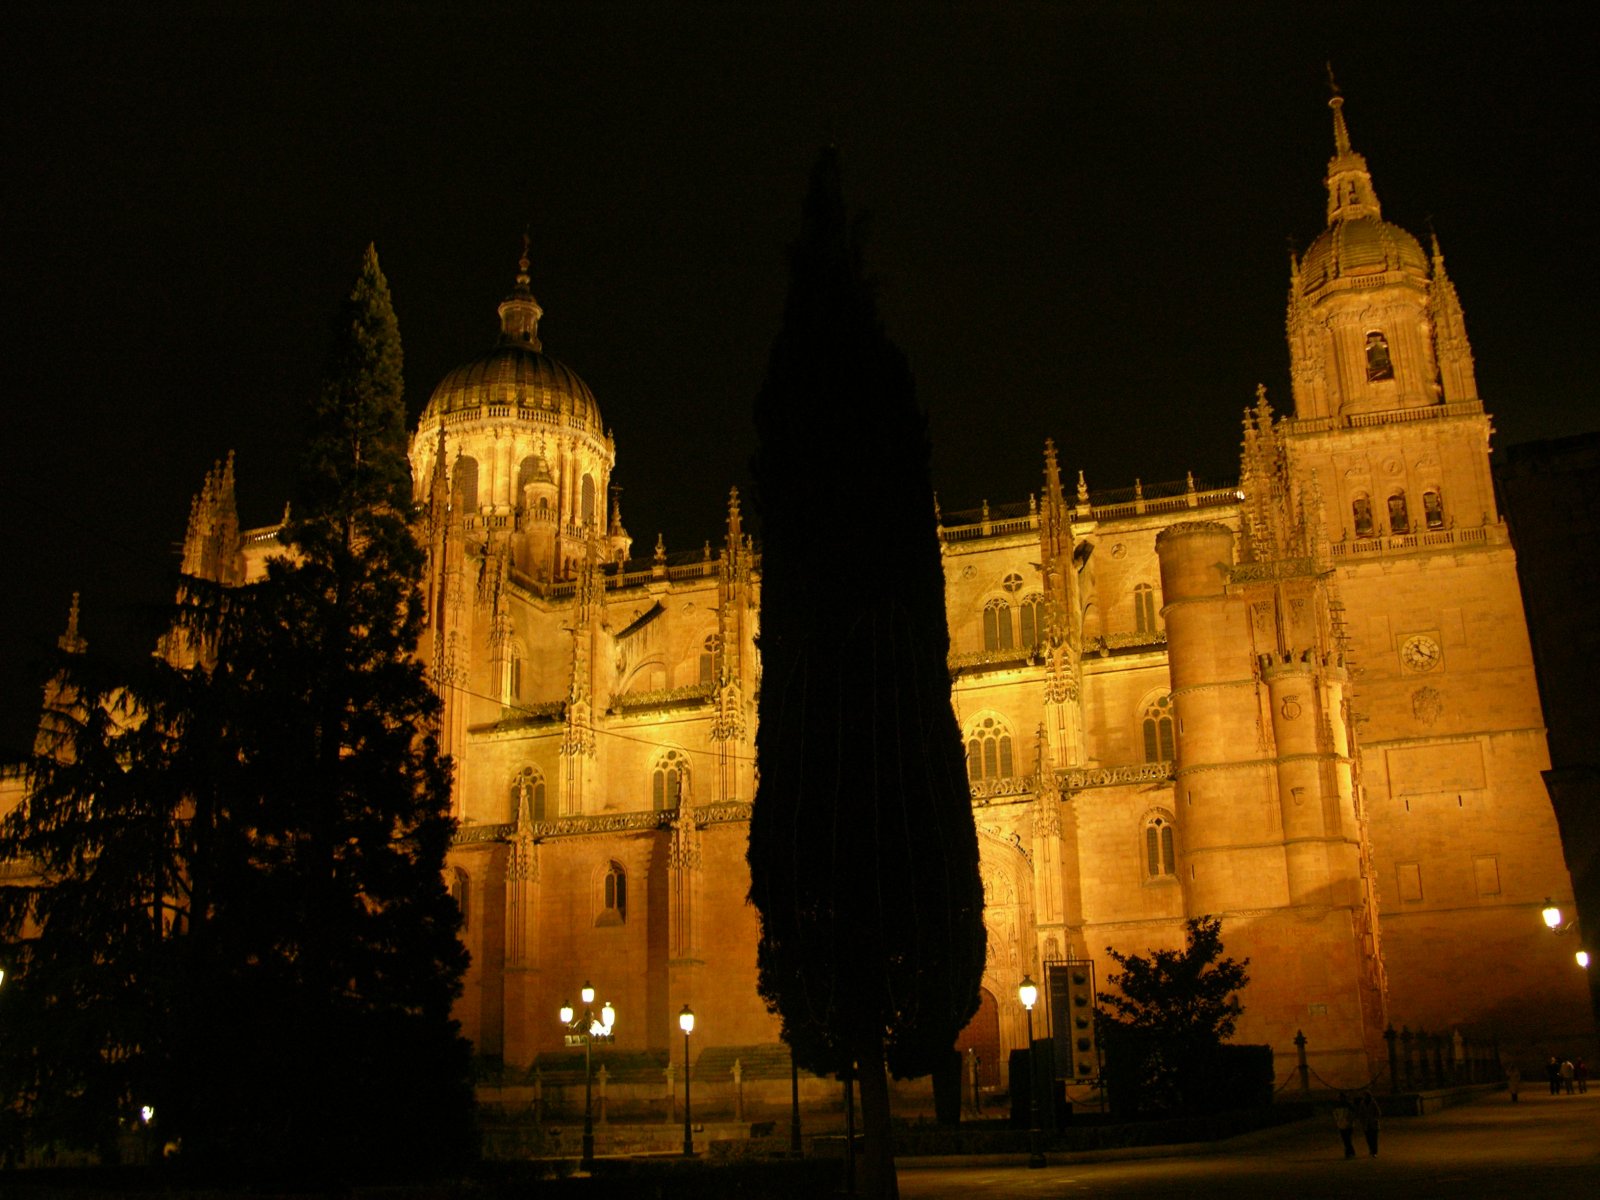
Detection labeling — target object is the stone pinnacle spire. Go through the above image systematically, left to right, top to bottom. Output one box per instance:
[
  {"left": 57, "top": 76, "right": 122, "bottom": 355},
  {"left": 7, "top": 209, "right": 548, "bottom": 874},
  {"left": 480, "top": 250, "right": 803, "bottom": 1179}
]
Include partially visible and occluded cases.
[
  {"left": 1324, "top": 80, "right": 1382, "bottom": 225},
  {"left": 497, "top": 233, "right": 544, "bottom": 349}
]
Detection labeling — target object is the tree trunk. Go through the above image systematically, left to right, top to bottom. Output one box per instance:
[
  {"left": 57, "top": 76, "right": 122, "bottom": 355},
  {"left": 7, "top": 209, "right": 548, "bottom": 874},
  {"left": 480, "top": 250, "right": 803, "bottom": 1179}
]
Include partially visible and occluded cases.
[{"left": 855, "top": 1040, "right": 899, "bottom": 1200}]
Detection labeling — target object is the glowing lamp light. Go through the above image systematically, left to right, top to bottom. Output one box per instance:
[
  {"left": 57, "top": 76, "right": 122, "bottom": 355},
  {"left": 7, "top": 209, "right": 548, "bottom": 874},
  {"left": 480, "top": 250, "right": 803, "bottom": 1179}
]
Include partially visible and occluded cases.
[
  {"left": 1542, "top": 899, "right": 1563, "bottom": 931},
  {"left": 1579, "top": 950, "right": 1591, "bottom": 970},
  {"left": 1018, "top": 975, "right": 1039, "bottom": 1012},
  {"left": 581, "top": 981, "right": 596, "bottom": 1006},
  {"left": 601, "top": 1000, "right": 616, "bottom": 1031},
  {"left": 559, "top": 1002, "right": 575, "bottom": 1025},
  {"left": 679, "top": 1004, "right": 696, "bottom": 1036},
  {"left": 140, "top": 1105, "right": 155, "bottom": 1125}
]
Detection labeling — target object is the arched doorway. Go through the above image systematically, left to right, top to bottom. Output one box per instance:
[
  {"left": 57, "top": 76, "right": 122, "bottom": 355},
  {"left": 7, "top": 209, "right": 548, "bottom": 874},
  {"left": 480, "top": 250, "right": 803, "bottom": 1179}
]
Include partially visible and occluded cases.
[{"left": 956, "top": 986, "right": 1002, "bottom": 1091}]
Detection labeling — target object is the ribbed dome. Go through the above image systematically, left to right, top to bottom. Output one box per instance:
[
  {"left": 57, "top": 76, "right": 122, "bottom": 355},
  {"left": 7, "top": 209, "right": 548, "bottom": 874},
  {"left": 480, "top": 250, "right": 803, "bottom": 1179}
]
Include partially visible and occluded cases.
[
  {"left": 1299, "top": 215, "right": 1428, "bottom": 296},
  {"left": 421, "top": 252, "right": 602, "bottom": 430},
  {"left": 424, "top": 342, "right": 600, "bottom": 427}
]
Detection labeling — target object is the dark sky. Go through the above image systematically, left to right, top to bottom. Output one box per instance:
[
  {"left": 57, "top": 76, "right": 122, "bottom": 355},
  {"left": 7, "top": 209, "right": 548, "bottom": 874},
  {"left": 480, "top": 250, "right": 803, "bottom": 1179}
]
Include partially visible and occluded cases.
[{"left": 3, "top": 1, "right": 1595, "bottom": 757}]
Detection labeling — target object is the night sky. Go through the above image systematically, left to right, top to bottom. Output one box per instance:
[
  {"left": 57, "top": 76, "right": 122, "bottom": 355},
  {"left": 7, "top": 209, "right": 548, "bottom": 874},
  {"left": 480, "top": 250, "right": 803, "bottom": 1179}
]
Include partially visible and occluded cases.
[{"left": 3, "top": 2, "right": 1595, "bottom": 757}]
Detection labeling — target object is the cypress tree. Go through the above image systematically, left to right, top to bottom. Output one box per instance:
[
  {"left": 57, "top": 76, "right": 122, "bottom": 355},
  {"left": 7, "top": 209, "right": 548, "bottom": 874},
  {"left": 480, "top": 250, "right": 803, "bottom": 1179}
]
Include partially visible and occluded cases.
[{"left": 748, "top": 152, "right": 986, "bottom": 1200}]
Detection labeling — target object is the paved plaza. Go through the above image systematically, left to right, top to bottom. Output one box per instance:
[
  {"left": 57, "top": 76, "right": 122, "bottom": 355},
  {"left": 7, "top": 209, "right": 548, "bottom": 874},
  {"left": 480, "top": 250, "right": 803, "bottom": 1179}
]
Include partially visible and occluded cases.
[{"left": 897, "top": 1090, "right": 1600, "bottom": 1198}]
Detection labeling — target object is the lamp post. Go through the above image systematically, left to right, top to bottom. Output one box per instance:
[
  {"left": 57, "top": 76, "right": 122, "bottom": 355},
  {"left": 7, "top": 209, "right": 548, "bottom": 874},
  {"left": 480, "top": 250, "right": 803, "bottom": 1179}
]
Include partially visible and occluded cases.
[
  {"left": 1019, "top": 975, "right": 1046, "bottom": 1169},
  {"left": 559, "top": 981, "right": 615, "bottom": 1172},
  {"left": 679, "top": 1004, "right": 695, "bottom": 1156}
]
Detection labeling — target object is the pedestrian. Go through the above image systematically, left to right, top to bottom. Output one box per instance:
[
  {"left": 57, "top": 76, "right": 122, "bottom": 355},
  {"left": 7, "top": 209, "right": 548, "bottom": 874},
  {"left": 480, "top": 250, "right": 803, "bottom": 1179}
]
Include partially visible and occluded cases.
[
  {"left": 1547, "top": 1055, "right": 1562, "bottom": 1095},
  {"left": 1560, "top": 1058, "right": 1575, "bottom": 1095},
  {"left": 1577, "top": 1058, "right": 1589, "bottom": 1094},
  {"left": 1506, "top": 1066, "right": 1521, "bottom": 1103},
  {"left": 1354, "top": 1090, "right": 1381, "bottom": 1157},
  {"left": 1332, "top": 1092, "right": 1356, "bottom": 1158}
]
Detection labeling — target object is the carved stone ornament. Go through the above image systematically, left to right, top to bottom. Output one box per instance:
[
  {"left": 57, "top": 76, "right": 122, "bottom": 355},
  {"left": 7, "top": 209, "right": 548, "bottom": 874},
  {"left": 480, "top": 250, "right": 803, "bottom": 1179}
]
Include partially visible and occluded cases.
[
  {"left": 1411, "top": 686, "right": 1443, "bottom": 726},
  {"left": 1280, "top": 695, "right": 1303, "bottom": 721},
  {"left": 667, "top": 804, "right": 702, "bottom": 872}
]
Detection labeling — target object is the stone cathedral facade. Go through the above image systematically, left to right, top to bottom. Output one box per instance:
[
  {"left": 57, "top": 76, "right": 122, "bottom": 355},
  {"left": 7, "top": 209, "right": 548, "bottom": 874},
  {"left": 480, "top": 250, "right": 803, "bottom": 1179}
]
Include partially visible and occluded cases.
[{"left": 7, "top": 98, "right": 1590, "bottom": 1095}]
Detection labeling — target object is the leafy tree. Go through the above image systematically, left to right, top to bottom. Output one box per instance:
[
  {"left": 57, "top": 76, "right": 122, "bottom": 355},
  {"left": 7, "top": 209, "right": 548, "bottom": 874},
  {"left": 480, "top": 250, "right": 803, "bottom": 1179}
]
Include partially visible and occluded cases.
[
  {"left": 747, "top": 151, "right": 986, "bottom": 1200},
  {"left": 1097, "top": 915, "right": 1250, "bottom": 1114}
]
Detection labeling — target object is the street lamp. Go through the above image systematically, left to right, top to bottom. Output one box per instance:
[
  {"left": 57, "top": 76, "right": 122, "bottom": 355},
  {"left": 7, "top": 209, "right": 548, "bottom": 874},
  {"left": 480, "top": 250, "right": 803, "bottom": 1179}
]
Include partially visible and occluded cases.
[
  {"left": 1543, "top": 898, "right": 1565, "bottom": 931},
  {"left": 1578, "top": 950, "right": 1591, "bottom": 970},
  {"left": 1018, "top": 975, "right": 1046, "bottom": 1169},
  {"left": 558, "top": 980, "right": 615, "bottom": 1172},
  {"left": 678, "top": 1004, "right": 696, "bottom": 1156}
]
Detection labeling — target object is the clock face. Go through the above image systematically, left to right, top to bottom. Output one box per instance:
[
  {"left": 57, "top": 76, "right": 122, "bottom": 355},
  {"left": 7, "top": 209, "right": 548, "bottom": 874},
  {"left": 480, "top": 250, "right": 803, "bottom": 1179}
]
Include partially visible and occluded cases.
[{"left": 1401, "top": 634, "right": 1442, "bottom": 673}]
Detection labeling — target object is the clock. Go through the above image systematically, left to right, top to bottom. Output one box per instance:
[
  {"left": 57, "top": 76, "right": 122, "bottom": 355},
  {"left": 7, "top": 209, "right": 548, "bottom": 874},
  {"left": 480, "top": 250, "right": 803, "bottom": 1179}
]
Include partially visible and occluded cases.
[{"left": 1400, "top": 634, "right": 1442, "bottom": 673}]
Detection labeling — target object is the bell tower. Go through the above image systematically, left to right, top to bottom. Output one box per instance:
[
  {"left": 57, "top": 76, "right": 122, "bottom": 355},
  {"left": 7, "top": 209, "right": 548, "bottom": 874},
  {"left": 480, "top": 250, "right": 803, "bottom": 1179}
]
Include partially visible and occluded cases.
[{"left": 1276, "top": 92, "right": 1587, "bottom": 1056}]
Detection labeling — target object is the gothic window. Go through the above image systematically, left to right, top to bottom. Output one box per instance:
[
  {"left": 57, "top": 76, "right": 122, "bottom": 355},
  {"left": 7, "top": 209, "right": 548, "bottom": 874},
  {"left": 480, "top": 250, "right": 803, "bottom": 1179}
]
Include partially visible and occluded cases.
[
  {"left": 1365, "top": 331, "right": 1394, "bottom": 382},
  {"left": 451, "top": 455, "right": 479, "bottom": 512},
  {"left": 581, "top": 474, "right": 596, "bottom": 526},
  {"left": 1423, "top": 489, "right": 1444, "bottom": 530},
  {"left": 1388, "top": 491, "right": 1410, "bottom": 535},
  {"left": 1352, "top": 494, "right": 1375, "bottom": 538},
  {"left": 1001, "top": 572, "right": 1024, "bottom": 594},
  {"left": 1134, "top": 583, "right": 1158, "bottom": 634},
  {"left": 1018, "top": 595, "right": 1045, "bottom": 650},
  {"left": 983, "top": 599, "right": 1014, "bottom": 651},
  {"left": 699, "top": 633, "right": 721, "bottom": 687},
  {"left": 1142, "top": 695, "right": 1175, "bottom": 763},
  {"left": 966, "top": 716, "right": 1015, "bottom": 782},
  {"left": 652, "top": 749, "right": 690, "bottom": 811},
  {"left": 511, "top": 766, "right": 546, "bottom": 823},
  {"left": 1144, "top": 814, "right": 1176, "bottom": 878},
  {"left": 598, "top": 861, "right": 627, "bottom": 925},
  {"left": 450, "top": 867, "right": 469, "bottom": 927}
]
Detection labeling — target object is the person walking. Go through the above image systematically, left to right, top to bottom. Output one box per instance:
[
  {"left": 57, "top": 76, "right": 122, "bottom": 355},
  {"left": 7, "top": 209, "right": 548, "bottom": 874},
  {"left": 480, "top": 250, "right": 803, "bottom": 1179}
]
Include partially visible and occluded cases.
[
  {"left": 1547, "top": 1055, "right": 1562, "bottom": 1095},
  {"left": 1560, "top": 1058, "right": 1576, "bottom": 1095},
  {"left": 1576, "top": 1058, "right": 1589, "bottom": 1094},
  {"left": 1506, "top": 1066, "right": 1521, "bottom": 1103},
  {"left": 1354, "top": 1090, "right": 1381, "bottom": 1157},
  {"left": 1332, "top": 1092, "right": 1356, "bottom": 1158}
]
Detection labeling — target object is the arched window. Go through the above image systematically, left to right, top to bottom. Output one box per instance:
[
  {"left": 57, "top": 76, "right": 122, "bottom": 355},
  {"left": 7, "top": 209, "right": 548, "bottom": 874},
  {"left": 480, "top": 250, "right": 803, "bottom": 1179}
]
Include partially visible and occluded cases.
[
  {"left": 1365, "top": 331, "right": 1394, "bottom": 382},
  {"left": 451, "top": 455, "right": 479, "bottom": 512},
  {"left": 581, "top": 474, "right": 596, "bottom": 527},
  {"left": 1423, "top": 489, "right": 1444, "bottom": 530},
  {"left": 1388, "top": 491, "right": 1410, "bottom": 535},
  {"left": 1352, "top": 494, "right": 1375, "bottom": 538},
  {"left": 1134, "top": 583, "right": 1158, "bottom": 634},
  {"left": 1018, "top": 595, "right": 1045, "bottom": 650},
  {"left": 983, "top": 599, "right": 1014, "bottom": 651},
  {"left": 699, "top": 633, "right": 721, "bottom": 687},
  {"left": 507, "top": 646, "right": 523, "bottom": 702},
  {"left": 1142, "top": 695, "right": 1175, "bottom": 763},
  {"left": 966, "top": 716, "right": 1015, "bottom": 782},
  {"left": 652, "top": 749, "right": 690, "bottom": 811},
  {"left": 511, "top": 766, "right": 546, "bottom": 823},
  {"left": 1144, "top": 813, "right": 1176, "bottom": 878},
  {"left": 598, "top": 861, "right": 627, "bottom": 925},
  {"left": 450, "top": 867, "right": 470, "bottom": 927}
]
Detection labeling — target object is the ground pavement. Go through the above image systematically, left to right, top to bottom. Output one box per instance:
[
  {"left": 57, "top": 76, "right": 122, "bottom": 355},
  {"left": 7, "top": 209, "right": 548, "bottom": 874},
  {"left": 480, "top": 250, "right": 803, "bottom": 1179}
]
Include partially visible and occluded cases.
[{"left": 897, "top": 1088, "right": 1599, "bottom": 1198}]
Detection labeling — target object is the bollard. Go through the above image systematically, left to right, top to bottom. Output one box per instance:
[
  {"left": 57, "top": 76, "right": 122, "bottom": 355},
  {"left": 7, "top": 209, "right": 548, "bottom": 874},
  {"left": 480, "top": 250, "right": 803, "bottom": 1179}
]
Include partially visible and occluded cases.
[
  {"left": 1294, "top": 1030, "right": 1310, "bottom": 1094},
  {"left": 733, "top": 1057, "right": 744, "bottom": 1122}
]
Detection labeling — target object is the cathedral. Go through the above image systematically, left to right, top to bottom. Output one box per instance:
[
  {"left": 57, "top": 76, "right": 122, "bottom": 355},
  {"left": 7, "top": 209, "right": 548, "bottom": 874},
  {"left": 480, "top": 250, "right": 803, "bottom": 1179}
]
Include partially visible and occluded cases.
[{"left": 7, "top": 95, "right": 1592, "bottom": 1104}]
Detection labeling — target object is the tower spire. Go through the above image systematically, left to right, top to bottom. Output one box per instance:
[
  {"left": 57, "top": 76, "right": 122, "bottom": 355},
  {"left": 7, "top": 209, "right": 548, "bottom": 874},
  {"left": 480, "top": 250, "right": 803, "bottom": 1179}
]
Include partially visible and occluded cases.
[{"left": 1323, "top": 78, "right": 1382, "bottom": 225}]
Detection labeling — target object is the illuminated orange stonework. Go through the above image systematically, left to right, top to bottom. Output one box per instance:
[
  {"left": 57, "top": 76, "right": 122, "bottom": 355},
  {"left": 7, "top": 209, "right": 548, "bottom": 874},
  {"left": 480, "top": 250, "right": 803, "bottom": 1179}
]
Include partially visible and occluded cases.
[{"left": 2, "top": 99, "right": 1589, "bottom": 1108}]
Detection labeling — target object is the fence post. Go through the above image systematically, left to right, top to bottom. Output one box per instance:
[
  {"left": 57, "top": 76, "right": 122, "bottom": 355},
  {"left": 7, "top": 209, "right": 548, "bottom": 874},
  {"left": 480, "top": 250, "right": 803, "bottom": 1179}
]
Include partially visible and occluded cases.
[
  {"left": 1401, "top": 1026, "right": 1414, "bottom": 1091},
  {"left": 1294, "top": 1030, "right": 1310, "bottom": 1094},
  {"left": 733, "top": 1057, "right": 745, "bottom": 1122},
  {"left": 597, "top": 1064, "right": 609, "bottom": 1125},
  {"left": 533, "top": 1066, "right": 544, "bottom": 1123}
]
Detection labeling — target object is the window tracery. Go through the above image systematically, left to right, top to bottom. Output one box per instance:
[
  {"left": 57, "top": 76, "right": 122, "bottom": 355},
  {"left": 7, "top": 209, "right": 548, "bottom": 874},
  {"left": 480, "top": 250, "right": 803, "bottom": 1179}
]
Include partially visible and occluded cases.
[
  {"left": 1141, "top": 695, "right": 1175, "bottom": 763},
  {"left": 966, "top": 716, "right": 1015, "bottom": 782},
  {"left": 652, "top": 748, "right": 690, "bottom": 810},
  {"left": 511, "top": 766, "right": 546, "bottom": 823},
  {"left": 1144, "top": 813, "right": 1176, "bottom": 878}
]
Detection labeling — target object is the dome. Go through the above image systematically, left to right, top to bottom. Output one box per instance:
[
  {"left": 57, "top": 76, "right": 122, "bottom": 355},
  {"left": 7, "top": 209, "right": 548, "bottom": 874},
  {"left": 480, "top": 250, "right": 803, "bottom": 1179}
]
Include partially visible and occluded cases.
[
  {"left": 1299, "top": 215, "right": 1428, "bottom": 296},
  {"left": 422, "top": 255, "right": 602, "bottom": 430},
  {"left": 424, "top": 342, "right": 601, "bottom": 428}
]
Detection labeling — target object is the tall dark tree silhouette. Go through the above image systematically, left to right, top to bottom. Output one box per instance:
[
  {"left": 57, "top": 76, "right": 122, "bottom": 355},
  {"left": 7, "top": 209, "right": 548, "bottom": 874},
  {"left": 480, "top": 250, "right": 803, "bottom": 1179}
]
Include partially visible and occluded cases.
[
  {"left": 748, "top": 151, "right": 986, "bottom": 1199},
  {"left": 189, "top": 244, "right": 472, "bottom": 1178},
  {"left": 0, "top": 247, "right": 473, "bottom": 1179}
]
